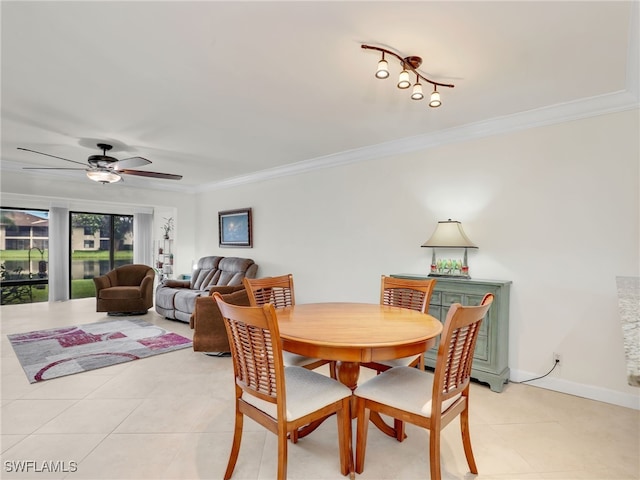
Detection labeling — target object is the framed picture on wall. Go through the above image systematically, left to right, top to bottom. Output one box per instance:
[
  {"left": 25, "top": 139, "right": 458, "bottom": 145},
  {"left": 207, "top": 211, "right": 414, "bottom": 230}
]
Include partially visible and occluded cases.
[{"left": 218, "top": 208, "right": 252, "bottom": 247}]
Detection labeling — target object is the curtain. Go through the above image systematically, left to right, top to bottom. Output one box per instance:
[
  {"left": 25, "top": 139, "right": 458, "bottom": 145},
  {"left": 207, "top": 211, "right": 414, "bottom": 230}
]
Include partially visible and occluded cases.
[
  {"left": 48, "top": 206, "right": 69, "bottom": 302},
  {"left": 134, "top": 212, "right": 153, "bottom": 267}
]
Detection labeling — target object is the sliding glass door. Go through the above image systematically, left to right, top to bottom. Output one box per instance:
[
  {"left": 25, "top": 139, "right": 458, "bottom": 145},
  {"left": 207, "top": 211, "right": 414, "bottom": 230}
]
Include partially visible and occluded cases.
[
  {"left": 0, "top": 208, "right": 50, "bottom": 304},
  {"left": 70, "top": 212, "right": 133, "bottom": 299}
]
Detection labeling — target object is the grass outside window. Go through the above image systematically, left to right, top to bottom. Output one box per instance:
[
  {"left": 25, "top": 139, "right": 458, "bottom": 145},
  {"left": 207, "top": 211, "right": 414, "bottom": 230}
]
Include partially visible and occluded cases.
[{"left": 1, "top": 249, "right": 133, "bottom": 304}]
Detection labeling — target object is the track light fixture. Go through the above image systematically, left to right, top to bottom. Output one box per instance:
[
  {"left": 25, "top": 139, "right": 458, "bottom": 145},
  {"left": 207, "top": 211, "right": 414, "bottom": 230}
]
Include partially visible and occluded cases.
[
  {"left": 362, "top": 44, "right": 454, "bottom": 108},
  {"left": 375, "top": 52, "right": 389, "bottom": 79},
  {"left": 397, "top": 68, "right": 411, "bottom": 89},
  {"left": 411, "top": 75, "right": 424, "bottom": 100},
  {"left": 429, "top": 86, "right": 442, "bottom": 108}
]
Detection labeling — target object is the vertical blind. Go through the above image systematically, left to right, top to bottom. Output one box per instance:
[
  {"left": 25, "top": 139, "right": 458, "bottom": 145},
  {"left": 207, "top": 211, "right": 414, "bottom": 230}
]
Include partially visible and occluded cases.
[
  {"left": 48, "top": 206, "right": 69, "bottom": 302},
  {"left": 134, "top": 212, "right": 153, "bottom": 267}
]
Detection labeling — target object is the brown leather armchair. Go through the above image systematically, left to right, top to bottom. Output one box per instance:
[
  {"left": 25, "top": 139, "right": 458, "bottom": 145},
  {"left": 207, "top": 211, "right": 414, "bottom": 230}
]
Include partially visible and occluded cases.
[
  {"left": 94, "top": 264, "right": 155, "bottom": 315},
  {"left": 189, "top": 285, "right": 249, "bottom": 353}
]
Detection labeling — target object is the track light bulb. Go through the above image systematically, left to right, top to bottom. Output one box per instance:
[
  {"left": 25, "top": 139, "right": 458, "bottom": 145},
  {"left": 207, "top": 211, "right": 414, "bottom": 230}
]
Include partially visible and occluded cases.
[
  {"left": 375, "top": 58, "right": 389, "bottom": 79},
  {"left": 397, "top": 69, "right": 411, "bottom": 89},
  {"left": 411, "top": 82, "right": 423, "bottom": 100},
  {"left": 429, "top": 88, "right": 441, "bottom": 108}
]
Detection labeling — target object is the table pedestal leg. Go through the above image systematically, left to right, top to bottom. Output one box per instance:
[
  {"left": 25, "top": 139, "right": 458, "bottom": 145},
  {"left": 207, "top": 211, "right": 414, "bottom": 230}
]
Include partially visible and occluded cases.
[
  {"left": 293, "top": 360, "right": 361, "bottom": 440},
  {"left": 295, "top": 360, "right": 404, "bottom": 444},
  {"left": 334, "top": 360, "right": 360, "bottom": 418},
  {"left": 335, "top": 361, "right": 360, "bottom": 391},
  {"left": 335, "top": 361, "right": 359, "bottom": 478},
  {"left": 336, "top": 361, "right": 403, "bottom": 440},
  {"left": 338, "top": 361, "right": 406, "bottom": 441},
  {"left": 368, "top": 412, "right": 406, "bottom": 440}
]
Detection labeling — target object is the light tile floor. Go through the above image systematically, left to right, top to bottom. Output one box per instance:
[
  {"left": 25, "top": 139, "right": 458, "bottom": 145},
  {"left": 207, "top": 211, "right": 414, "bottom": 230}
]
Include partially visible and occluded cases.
[{"left": 1, "top": 298, "right": 639, "bottom": 479}]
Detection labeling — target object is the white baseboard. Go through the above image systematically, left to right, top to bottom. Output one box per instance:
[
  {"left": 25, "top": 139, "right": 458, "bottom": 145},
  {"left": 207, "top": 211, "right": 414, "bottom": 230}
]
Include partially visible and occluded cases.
[{"left": 509, "top": 369, "right": 640, "bottom": 410}]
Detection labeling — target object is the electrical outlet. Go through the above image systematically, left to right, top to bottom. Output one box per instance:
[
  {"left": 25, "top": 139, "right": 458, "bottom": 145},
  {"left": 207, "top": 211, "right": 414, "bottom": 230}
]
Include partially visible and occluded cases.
[{"left": 553, "top": 352, "right": 562, "bottom": 364}]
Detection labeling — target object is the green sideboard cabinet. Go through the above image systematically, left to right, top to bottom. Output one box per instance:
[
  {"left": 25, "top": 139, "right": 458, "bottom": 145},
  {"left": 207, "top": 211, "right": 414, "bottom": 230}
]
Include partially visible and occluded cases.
[{"left": 392, "top": 274, "right": 512, "bottom": 392}]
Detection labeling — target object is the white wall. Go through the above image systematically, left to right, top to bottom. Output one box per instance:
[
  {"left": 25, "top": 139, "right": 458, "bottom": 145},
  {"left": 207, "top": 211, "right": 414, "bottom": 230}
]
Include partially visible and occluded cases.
[
  {"left": 2, "top": 109, "right": 638, "bottom": 408},
  {"left": 193, "top": 109, "right": 639, "bottom": 408}
]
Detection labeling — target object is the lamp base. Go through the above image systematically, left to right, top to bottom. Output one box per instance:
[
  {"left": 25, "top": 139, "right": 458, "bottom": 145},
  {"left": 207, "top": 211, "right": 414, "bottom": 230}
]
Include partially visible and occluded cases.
[{"left": 428, "top": 273, "right": 471, "bottom": 279}]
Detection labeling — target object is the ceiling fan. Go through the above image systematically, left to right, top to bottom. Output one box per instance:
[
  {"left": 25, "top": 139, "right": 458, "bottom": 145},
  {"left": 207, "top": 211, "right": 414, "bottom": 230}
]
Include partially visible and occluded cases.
[{"left": 18, "top": 143, "right": 183, "bottom": 184}]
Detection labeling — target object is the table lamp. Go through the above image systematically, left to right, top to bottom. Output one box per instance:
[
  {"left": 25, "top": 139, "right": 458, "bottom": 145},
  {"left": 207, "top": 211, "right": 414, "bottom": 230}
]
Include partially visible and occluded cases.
[{"left": 421, "top": 219, "right": 478, "bottom": 278}]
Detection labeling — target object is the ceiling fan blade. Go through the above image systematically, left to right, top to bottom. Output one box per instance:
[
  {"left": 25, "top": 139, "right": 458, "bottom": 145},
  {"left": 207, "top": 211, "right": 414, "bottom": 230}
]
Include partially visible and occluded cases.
[
  {"left": 17, "top": 147, "right": 87, "bottom": 167},
  {"left": 113, "top": 156, "right": 152, "bottom": 169},
  {"left": 23, "top": 167, "right": 87, "bottom": 171},
  {"left": 119, "top": 169, "right": 182, "bottom": 180}
]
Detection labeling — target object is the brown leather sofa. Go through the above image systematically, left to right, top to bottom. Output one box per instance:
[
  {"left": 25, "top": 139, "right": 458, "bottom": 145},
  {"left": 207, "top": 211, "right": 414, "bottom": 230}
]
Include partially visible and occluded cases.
[
  {"left": 155, "top": 256, "right": 258, "bottom": 322},
  {"left": 94, "top": 264, "right": 155, "bottom": 315},
  {"left": 189, "top": 285, "right": 249, "bottom": 353}
]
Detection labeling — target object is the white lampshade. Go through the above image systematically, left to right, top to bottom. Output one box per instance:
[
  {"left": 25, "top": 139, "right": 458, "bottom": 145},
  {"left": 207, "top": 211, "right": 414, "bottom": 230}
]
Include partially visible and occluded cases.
[
  {"left": 375, "top": 59, "right": 389, "bottom": 79},
  {"left": 397, "top": 69, "right": 411, "bottom": 89},
  {"left": 411, "top": 82, "right": 423, "bottom": 100},
  {"left": 429, "top": 89, "right": 441, "bottom": 108},
  {"left": 86, "top": 169, "right": 122, "bottom": 184},
  {"left": 421, "top": 220, "right": 477, "bottom": 248}
]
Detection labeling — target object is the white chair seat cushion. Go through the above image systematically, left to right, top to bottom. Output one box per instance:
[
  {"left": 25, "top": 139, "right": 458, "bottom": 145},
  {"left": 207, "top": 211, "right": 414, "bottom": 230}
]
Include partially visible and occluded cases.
[
  {"left": 283, "top": 351, "right": 323, "bottom": 368},
  {"left": 375, "top": 354, "right": 421, "bottom": 368},
  {"left": 243, "top": 366, "right": 352, "bottom": 421},
  {"left": 354, "top": 366, "right": 460, "bottom": 417}
]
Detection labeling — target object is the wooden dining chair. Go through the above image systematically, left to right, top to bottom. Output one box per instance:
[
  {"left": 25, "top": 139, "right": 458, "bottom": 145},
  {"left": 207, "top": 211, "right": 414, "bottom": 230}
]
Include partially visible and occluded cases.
[
  {"left": 243, "top": 274, "right": 335, "bottom": 375},
  {"left": 361, "top": 275, "right": 437, "bottom": 373},
  {"left": 212, "top": 292, "right": 352, "bottom": 479},
  {"left": 354, "top": 293, "right": 494, "bottom": 480}
]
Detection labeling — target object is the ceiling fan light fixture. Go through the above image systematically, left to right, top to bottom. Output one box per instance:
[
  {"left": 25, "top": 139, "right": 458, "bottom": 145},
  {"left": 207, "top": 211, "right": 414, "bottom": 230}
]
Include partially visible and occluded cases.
[
  {"left": 18, "top": 143, "right": 182, "bottom": 183},
  {"left": 87, "top": 169, "right": 122, "bottom": 184}
]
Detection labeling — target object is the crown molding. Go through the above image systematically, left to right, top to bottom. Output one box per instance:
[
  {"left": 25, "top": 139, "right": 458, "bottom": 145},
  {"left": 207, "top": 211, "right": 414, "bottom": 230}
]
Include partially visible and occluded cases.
[
  {"left": 8, "top": 86, "right": 638, "bottom": 196},
  {"left": 196, "top": 89, "right": 639, "bottom": 193},
  {"left": 0, "top": 192, "right": 154, "bottom": 215}
]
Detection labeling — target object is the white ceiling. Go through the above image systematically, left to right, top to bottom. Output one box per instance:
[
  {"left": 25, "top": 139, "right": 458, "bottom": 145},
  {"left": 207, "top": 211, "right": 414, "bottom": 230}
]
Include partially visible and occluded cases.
[{"left": 2, "top": 1, "right": 638, "bottom": 193}]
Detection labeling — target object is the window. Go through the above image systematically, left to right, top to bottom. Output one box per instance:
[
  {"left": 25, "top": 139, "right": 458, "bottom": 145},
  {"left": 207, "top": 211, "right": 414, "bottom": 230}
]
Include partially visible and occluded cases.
[
  {"left": 0, "top": 207, "right": 50, "bottom": 305},
  {"left": 70, "top": 212, "right": 134, "bottom": 299},
  {"left": 32, "top": 226, "right": 48, "bottom": 237},
  {"left": 6, "top": 239, "right": 31, "bottom": 250}
]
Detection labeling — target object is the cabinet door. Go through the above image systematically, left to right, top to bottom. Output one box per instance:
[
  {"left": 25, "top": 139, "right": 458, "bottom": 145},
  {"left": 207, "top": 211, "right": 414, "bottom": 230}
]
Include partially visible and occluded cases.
[
  {"left": 393, "top": 274, "right": 511, "bottom": 392},
  {"left": 426, "top": 281, "right": 500, "bottom": 377},
  {"left": 434, "top": 291, "right": 490, "bottom": 362},
  {"left": 441, "top": 291, "right": 494, "bottom": 365},
  {"left": 465, "top": 293, "right": 490, "bottom": 362},
  {"left": 426, "top": 306, "right": 441, "bottom": 355}
]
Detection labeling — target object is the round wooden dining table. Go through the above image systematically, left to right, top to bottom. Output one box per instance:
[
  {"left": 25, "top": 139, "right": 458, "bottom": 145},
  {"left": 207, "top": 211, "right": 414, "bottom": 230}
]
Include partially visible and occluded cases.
[{"left": 277, "top": 302, "right": 443, "bottom": 438}]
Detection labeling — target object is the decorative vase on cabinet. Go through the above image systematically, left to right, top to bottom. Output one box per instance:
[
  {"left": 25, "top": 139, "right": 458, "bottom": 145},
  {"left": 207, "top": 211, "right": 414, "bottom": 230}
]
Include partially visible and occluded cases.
[{"left": 392, "top": 274, "right": 512, "bottom": 392}]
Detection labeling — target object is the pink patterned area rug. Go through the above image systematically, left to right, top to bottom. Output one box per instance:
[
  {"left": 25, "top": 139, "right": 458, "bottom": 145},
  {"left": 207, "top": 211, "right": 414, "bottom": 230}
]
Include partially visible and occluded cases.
[{"left": 7, "top": 318, "right": 192, "bottom": 383}]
